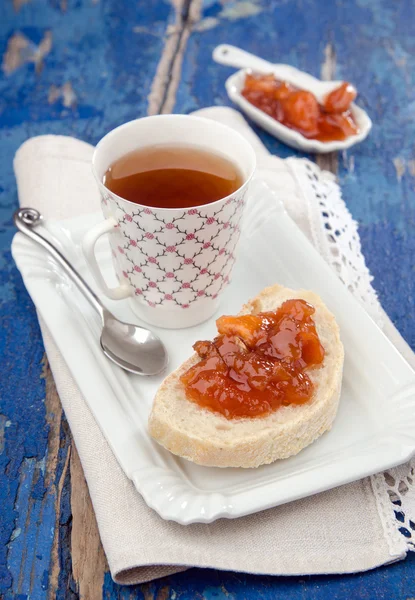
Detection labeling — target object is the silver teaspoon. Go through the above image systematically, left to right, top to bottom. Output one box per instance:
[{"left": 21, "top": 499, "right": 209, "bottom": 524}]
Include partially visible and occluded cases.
[{"left": 14, "top": 208, "right": 168, "bottom": 376}]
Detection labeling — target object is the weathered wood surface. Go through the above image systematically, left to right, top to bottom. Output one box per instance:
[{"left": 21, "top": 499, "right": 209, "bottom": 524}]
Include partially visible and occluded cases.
[{"left": 1, "top": 0, "right": 414, "bottom": 598}]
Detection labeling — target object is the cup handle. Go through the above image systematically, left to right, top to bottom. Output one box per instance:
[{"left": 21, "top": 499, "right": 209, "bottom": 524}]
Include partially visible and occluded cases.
[{"left": 82, "top": 217, "right": 131, "bottom": 300}]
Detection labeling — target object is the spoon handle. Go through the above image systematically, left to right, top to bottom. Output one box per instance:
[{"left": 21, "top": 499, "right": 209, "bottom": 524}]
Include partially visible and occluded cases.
[
  {"left": 212, "top": 44, "right": 344, "bottom": 102},
  {"left": 213, "top": 44, "right": 274, "bottom": 72},
  {"left": 14, "top": 208, "right": 105, "bottom": 321}
]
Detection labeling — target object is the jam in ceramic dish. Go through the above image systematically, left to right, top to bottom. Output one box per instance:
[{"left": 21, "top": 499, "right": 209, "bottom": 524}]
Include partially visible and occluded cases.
[
  {"left": 241, "top": 74, "right": 359, "bottom": 142},
  {"left": 180, "top": 299, "right": 325, "bottom": 419}
]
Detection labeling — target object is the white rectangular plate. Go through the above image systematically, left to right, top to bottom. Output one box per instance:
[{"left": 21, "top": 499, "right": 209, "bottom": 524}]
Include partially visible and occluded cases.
[{"left": 12, "top": 180, "right": 415, "bottom": 524}]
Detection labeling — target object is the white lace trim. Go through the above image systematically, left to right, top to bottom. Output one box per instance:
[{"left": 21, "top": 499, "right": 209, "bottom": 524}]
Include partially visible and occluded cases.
[
  {"left": 286, "top": 158, "right": 383, "bottom": 326},
  {"left": 287, "top": 158, "right": 413, "bottom": 556},
  {"left": 373, "top": 460, "right": 415, "bottom": 551},
  {"left": 370, "top": 469, "right": 410, "bottom": 559}
]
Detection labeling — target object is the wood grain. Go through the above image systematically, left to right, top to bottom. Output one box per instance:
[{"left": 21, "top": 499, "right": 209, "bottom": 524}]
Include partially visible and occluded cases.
[
  {"left": 148, "top": 0, "right": 201, "bottom": 115},
  {"left": 316, "top": 42, "right": 338, "bottom": 175},
  {"left": 42, "top": 355, "right": 64, "bottom": 600},
  {"left": 41, "top": 356, "right": 108, "bottom": 600},
  {"left": 70, "top": 443, "right": 108, "bottom": 600}
]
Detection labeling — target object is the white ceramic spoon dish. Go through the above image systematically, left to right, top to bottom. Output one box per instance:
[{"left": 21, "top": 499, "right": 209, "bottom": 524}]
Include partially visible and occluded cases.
[{"left": 213, "top": 44, "right": 372, "bottom": 153}]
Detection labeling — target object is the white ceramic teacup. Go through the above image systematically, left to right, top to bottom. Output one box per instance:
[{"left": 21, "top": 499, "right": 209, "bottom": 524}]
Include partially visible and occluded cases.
[{"left": 83, "top": 114, "right": 256, "bottom": 329}]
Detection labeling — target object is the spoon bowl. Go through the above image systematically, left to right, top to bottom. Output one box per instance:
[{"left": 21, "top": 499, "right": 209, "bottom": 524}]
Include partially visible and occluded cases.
[{"left": 101, "top": 311, "right": 168, "bottom": 375}]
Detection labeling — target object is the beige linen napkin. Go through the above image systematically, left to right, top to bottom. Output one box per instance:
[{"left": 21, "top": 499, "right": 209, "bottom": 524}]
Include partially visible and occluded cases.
[{"left": 13, "top": 108, "right": 410, "bottom": 585}]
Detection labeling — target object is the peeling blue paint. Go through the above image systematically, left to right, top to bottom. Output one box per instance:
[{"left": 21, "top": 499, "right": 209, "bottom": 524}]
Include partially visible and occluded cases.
[
  {"left": 6, "top": 457, "right": 57, "bottom": 598},
  {"left": 9, "top": 528, "right": 21, "bottom": 543}
]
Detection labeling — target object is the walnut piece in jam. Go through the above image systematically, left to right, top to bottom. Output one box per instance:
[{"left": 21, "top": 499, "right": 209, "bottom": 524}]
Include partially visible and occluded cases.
[
  {"left": 241, "top": 74, "right": 359, "bottom": 142},
  {"left": 180, "top": 299, "right": 325, "bottom": 419}
]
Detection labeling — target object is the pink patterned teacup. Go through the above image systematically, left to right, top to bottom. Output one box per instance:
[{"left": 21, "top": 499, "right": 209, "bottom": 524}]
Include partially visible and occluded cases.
[{"left": 83, "top": 115, "right": 256, "bottom": 329}]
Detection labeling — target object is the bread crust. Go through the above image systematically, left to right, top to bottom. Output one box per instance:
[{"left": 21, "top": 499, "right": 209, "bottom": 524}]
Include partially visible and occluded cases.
[{"left": 148, "top": 284, "right": 344, "bottom": 468}]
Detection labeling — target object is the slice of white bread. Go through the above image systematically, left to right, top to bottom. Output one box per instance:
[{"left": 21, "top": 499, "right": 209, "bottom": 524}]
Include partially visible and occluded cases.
[{"left": 149, "top": 284, "right": 344, "bottom": 468}]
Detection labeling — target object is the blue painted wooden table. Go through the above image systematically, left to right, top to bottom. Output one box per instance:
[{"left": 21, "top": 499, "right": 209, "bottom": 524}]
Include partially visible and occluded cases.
[{"left": 1, "top": 1, "right": 414, "bottom": 598}]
